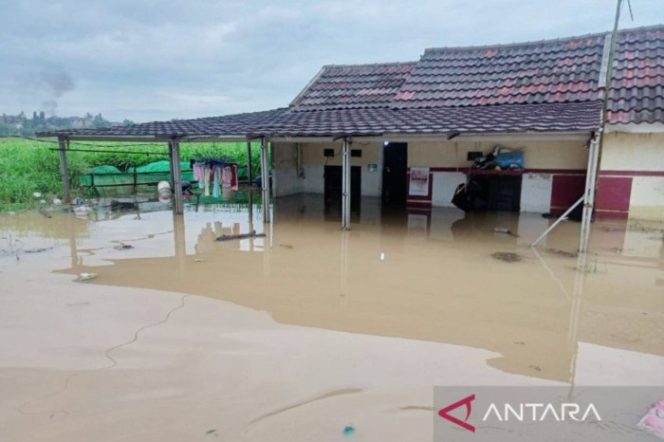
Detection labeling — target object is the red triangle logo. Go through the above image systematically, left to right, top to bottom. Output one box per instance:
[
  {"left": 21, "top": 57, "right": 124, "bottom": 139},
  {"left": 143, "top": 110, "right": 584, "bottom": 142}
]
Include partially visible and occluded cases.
[{"left": 438, "top": 394, "right": 476, "bottom": 433}]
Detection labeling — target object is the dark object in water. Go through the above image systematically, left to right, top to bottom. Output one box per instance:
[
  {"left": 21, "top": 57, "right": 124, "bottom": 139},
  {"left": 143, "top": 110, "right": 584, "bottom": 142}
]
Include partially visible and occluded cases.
[
  {"left": 452, "top": 181, "right": 484, "bottom": 211},
  {"left": 110, "top": 200, "right": 138, "bottom": 211},
  {"left": 541, "top": 204, "right": 582, "bottom": 222},
  {"left": 38, "top": 207, "right": 52, "bottom": 218},
  {"left": 493, "top": 227, "right": 519, "bottom": 237},
  {"left": 216, "top": 230, "right": 266, "bottom": 241},
  {"left": 113, "top": 242, "right": 134, "bottom": 250},
  {"left": 24, "top": 246, "right": 53, "bottom": 254},
  {"left": 545, "top": 247, "right": 578, "bottom": 258},
  {"left": 491, "top": 251, "right": 523, "bottom": 263}
]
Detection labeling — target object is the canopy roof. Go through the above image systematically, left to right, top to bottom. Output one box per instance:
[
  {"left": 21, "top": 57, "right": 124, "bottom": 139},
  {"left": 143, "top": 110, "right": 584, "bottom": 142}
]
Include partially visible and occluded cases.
[{"left": 40, "top": 25, "right": 663, "bottom": 141}]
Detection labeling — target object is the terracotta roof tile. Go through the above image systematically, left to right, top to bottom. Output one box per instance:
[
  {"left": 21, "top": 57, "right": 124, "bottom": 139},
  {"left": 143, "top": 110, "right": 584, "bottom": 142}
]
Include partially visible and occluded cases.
[
  {"left": 607, "top": 25, "right": 664, "bottom": 124},
  {"left": 290, "top": 62, "right": 416, "bottom": 111},
  {"left": 41, "top": 101, "right": 601, "bottom": 139}
]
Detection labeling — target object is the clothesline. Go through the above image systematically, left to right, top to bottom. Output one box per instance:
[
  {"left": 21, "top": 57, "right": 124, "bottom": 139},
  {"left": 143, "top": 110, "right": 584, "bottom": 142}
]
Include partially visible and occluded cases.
[{"left": 192, "top": 161, "right": 239, "bottom": 197}]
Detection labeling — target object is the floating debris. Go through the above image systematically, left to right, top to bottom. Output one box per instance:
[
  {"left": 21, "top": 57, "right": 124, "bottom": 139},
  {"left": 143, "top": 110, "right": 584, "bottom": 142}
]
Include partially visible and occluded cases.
[
  {"left": 110, "top": 200, "right": 138, "bottom": 211},
  {"left": 73, "top": 206, "right": 91, "bottom": 218},
  {"left": 38, "top": 207, "right": 52, "bottom": 219},
  {"left": 628, "top": 221, "right": 664, "bottom": 234},
  {"left": 493, "top": 227, "right": 519, "bottom": 237},
  {"left": 216, "top": 230, "right": 266, "bottom": 242},
  {"left": 113, "top": 243, "right": 134, "bottom": 251},
  {"left": 278, "top": 243, "right": 294, "bottom": 249},
  {"left": 24, "top": 246, "right": 54, "bottom": 254},
  {"left": 544, "top": 247, "right": 578, "bottom": 258},
  {"left": 491, "top": 252, "right": 523, "bottom": 263},
  {"left": 575, "top": 258, "right": 603, "bottom": 274},
  {"left": 76, "top": 272, "right": 98, "bottom": 282},
  {"left": 528, "top": 364, "right": 542, "bottom": 372},
  {"left": 343, "top": 425, "right": 355, "bottom": 437}
]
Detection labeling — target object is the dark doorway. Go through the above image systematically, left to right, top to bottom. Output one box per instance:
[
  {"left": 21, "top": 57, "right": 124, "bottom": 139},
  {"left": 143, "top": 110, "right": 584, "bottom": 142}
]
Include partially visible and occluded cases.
[
  {"left": 382, "top": 142, "right": 408, "bottom": 205},
  {"left": 324, "top": 165, "right": 361, "bottom": 207}
]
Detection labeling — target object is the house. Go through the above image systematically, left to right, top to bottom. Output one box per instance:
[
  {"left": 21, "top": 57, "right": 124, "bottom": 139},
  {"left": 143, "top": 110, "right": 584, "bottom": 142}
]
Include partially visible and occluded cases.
[{"left": 41, "top": 25, "right": 664, "bottom": 223}]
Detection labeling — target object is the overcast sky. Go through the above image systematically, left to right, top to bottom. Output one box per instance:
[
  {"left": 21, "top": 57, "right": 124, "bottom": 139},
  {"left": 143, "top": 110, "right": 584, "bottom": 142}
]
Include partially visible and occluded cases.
[{"left": 0, "top": 0, "right": 662, "bottom": 122}]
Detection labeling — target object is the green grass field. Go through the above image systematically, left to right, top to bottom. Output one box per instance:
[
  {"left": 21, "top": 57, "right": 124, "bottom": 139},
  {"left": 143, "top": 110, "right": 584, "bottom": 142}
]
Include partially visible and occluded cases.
[{"left": 0, "top": 137, "right": 262, "bottom": 210}]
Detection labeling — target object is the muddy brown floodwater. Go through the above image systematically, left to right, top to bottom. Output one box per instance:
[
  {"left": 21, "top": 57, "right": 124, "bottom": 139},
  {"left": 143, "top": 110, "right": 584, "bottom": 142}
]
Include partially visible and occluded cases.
[{"left": 1, "top": 194, "right": 663, "bottom": 442}]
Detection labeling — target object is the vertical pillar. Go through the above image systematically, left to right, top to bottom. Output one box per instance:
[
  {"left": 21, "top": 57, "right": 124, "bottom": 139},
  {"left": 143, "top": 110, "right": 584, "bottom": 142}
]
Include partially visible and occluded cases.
[
  {"left": 579, "top": 133, "right": 600, "bottom": 253},
  {"left": 57, "top": 136, "right": 71, "bottom": 203},
  {"left": 260, "top": 137, "right": 271, "bottom": 223},
  {"left": 341, "top": 137, "right": 352, "bottom": 230},
  {"left": 169, "top": 138, "right": 184, "bottom": 215},
  {"left": 246, "top": 141, "right": 253, "bottom": 185},
  {"left": 173, "top": 212, "right": 186, "bottom": 272}
]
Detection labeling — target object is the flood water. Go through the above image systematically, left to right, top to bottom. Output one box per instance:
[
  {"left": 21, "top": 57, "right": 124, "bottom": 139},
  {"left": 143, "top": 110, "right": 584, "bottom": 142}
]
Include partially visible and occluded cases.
[{"left": 1, "top": 194, "right": 663, "bottom": 441}]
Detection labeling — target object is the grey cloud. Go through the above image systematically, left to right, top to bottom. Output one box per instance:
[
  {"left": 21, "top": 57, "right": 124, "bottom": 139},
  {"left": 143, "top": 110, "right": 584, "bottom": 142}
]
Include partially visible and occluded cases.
[{"left": 0, "top": 0, "right": 662, "bottom": 121}]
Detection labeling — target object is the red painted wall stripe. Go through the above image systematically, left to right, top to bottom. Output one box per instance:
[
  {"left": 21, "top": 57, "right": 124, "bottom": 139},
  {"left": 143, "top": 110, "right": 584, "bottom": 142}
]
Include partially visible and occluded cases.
[
  {"left": 423, "top": 166, "right": 586, "bottom": 175},
  {"left": 599, "top": 170, "right": 664, "bottom": 177},
  {"left": 550, "top": 175, "right": 586, "bottom": 211},
  {"left": 595, "top": 176, "right": 632, "bottom": 217}
]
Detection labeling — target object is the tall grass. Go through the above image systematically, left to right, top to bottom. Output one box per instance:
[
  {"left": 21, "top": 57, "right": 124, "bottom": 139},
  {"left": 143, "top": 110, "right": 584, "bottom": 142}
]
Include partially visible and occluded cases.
[{"left": 0, "top": 137, "right": 262, "bottom": 210}]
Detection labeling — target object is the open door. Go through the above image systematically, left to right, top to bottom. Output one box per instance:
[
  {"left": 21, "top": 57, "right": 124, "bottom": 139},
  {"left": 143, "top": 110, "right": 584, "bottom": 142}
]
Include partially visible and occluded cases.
[{"left": 382, "top": 142, "right": 408, "bottom": 205}]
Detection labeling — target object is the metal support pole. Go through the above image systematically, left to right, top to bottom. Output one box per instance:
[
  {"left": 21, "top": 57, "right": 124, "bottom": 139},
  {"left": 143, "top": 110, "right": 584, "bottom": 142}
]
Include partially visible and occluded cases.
[
  {"left": 579, "top": 134, "right": 600, "bottom": 252},
  {"left": 57, "top": 136, "right": 71, "bottom": 203},
  {"left": 260, "top": 137, "right": 271, "bottom": 223},
  {"left": 341, "top": 137, "right": 352, "bottom": 230},
  {"left": 169, "top": 138, "right": 184, "bottom": 215},
  {"left": 246, "top": 141, "right": 253, "bottom": 185},
  {"left": 531, "top": 195, "right": 585, "bottom": 247}
]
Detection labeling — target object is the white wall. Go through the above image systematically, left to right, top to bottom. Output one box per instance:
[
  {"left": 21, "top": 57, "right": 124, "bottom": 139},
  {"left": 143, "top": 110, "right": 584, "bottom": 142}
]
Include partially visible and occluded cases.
[
  {"left": 601, "top": 132, "right": 664, "bottom": 221},
  {"left": 272, "top": 141, "right": 383, "bottom": 197},
  {"left": 272, "top": 143, "right": 303, "bottom": 197},
  {"left": 432, "top": 171, "right": 465, "bottom": 207},
  {"left": 520, "top": 173, "right": 553, "bottom": 213},
  {"left": 630, "top": 176, "right": 664, "bottom": 220}
]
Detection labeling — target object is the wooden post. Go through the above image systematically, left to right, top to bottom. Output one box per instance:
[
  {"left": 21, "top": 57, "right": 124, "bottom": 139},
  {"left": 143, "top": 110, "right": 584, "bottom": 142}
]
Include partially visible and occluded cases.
[
  {"left": 57, "top": 136, "right": 71, "bottom": 203},
  {"left": 260, "top": 137, "right": 271, "bottom": 223},
  {"left": 341, "top": 137, "right": 352, "bottom": 230},
  {"left": 169, "top": 138, "right": 184, "bottom": 215},
  {"left": 246, "top": 141, "right": 253, "bottom": 184}
]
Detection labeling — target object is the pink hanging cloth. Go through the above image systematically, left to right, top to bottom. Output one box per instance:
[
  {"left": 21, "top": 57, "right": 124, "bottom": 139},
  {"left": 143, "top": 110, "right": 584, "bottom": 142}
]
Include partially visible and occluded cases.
[{"left": 231, "top": 165, "right": 239, "bottom": 190}]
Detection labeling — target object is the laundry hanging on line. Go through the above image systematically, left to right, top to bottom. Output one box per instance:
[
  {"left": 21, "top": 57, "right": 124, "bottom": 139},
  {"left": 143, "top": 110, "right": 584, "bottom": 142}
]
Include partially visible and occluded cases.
[{"left": 191, "top": 160, "right": 239, "bottom": 196}]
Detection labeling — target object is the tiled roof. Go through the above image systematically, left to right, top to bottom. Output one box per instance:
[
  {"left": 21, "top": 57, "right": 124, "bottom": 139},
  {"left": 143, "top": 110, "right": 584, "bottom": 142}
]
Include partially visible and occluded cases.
[
  {"left": 39, "top": 25, "right": 664, "bottom": 140},
  {"left": 606, "top": 25, "right": 664, "bottom": 124},
  {"left": 392, "top": 33, "right": 607, "bottom": 108},
  {"left": 290, "top": 62, "right": 416, "bottom": 111},
  {"left": 41, "top": 101, "right": 601, "bottom": 139}
]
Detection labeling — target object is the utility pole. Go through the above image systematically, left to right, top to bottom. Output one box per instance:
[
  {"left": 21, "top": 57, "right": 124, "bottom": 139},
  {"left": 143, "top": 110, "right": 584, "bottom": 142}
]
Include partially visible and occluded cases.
[{"left": 579, "top": 0, "right": 624, "bottom": 253}]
